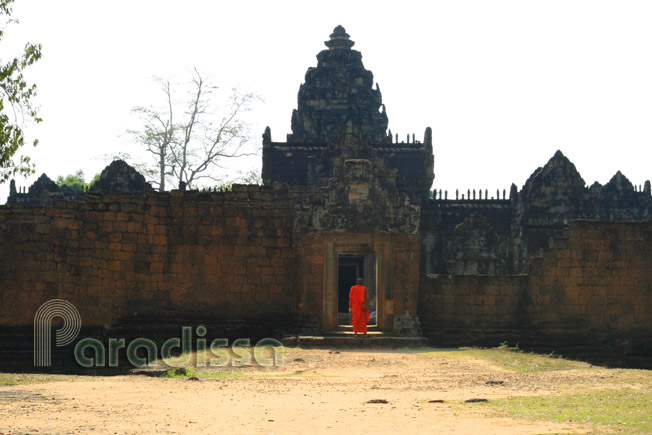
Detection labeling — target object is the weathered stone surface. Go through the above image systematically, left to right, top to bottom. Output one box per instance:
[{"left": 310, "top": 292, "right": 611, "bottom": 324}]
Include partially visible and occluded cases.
[
  {"left": 288, "top": 25, "right": 389, "bottom": 145},
  {"left": 262, "top": 26, "right": 434, "bottom": 206},
  {"left": 293, "top": 123, "right": 420, "bottom": 234},
  {"left": 422, "top": 147, "right": 652, "bottom": 275},
  {"left": 520, "top": 150, "right": 592, "bottom": 224},
  {"left": 7, "top": 160, "right": 154, "bottom": 206},
  {"left": 90, "top": 160, "right": 153, "bottom": 195},
  {"left": 597, "top": 171, "right": 652, "bottom": 221},
  {"left": 7, "top": 173, "right": 83, "bottom": 206},
  {"left": 589, "top": 181, "right": 602, "bottom": 197},
  {"left": 0, "top": 185, "right": 297, "bottom": 327},
  {"left": 448, "top": 212, "right": 506, "bottom": 275},
  {"left": 420, "top": 220, "right": 652, "bottom": 353},
  {"left": 392, "top": 310, "right": 422, "bottom": 337}
]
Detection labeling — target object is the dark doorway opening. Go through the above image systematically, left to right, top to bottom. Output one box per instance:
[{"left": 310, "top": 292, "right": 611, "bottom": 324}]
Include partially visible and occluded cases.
[{"left": 337, "top": 254, "right": 376, "bottom": 327}]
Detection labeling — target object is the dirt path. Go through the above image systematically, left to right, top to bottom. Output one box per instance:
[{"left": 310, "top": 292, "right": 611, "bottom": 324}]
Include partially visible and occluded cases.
[{"left": 0, "top": 348, "right": 599, "bottom": 434}]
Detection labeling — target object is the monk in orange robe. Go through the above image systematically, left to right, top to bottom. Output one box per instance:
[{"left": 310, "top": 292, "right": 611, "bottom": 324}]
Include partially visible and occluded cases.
[{"left": 349, "top": 278, "right": 370, "bottom": 336}]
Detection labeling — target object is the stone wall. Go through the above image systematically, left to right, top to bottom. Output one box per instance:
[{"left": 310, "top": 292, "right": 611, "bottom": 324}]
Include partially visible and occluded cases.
[
  {"left": 421, "top": 151, "right": 652, "bottom": 276},
  {"left": 0, "top": 181, "right": 422, "bottom": 336},
  {"left": 3, "top": 181, "right": 651, "bottom": 350},
  {"left": 0, "top": 185, "right": 298, "bottom": 328},
  {"left": 419, "top": 220, "right": 652, "bottom": 348},
  {"left": 526, "top": 220, "right": 652, "bottom": 335},
  {"left": 418, "top": 275, "right": 528, "bottom": 337}
]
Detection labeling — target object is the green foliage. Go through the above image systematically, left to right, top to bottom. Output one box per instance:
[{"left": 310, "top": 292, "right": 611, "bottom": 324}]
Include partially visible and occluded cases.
[
  {"left": 0, "top": 0, "right": 42, "bottom": 183},
  {"left": 56, "top": 169, "right": 88, "bottom": 193},
  {"left": 90, "top": 172, "right": 100, "bottom": 187},
  {"left": 496, "top": 341, "right": 521, "bottom": 352},
  {"left": 153, "top": 366, "right": 245, "bottom": 380},
  {"left": 157, "top": 367, "right": 196, "bottom": 378}
]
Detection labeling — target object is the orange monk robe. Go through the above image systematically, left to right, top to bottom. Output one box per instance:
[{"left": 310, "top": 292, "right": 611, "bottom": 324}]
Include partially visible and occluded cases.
[{"left": 349, "top": 284, "right": 370, "bottom": 333}]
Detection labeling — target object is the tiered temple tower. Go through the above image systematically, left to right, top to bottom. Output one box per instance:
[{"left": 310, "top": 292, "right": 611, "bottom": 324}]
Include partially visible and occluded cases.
[{"left": 262, "top": 25, "right": 435, "bottom": 206}]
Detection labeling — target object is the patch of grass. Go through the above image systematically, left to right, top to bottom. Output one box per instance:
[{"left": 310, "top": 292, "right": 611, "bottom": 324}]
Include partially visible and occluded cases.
[
  {"left": 497, "top": 341, "right": 511, "bottom": 350},
  {"left": 418, "top": 347, "right": 590, "bottom": 373},
  {"left": 153, "top": 366, "right": 250, "bottom": 380},
  {"left": 156, "top": 367, "right": 197, "bottom": 378},
  {"left": 0, "top": 373, "right": 81, "bottom": 386},
  {"left": 479, "top": 389, "right": 652, "bottom": 434}
]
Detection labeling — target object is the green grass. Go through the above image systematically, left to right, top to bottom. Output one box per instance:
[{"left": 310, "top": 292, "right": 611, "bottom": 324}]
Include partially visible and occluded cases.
[
  {"left": 418, "top": 347, "right": 591, "bottom": 373},
  {"left": 153, "top": 366, "right": 247, "bottom": 379},
  {"left": 155, "top": 367, "right": 197, "bottom": 378},
  {"left": 0, "top": 373, "right": 81, "bottom": 386},
  {"left": 479, "top": 389, "right": 652, "bottom": 434}
]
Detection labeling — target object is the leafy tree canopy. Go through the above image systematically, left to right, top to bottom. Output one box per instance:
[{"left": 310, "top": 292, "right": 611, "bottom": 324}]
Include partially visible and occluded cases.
[
  {"left": 0, "top": 0, "right": 42, "bottom": 183},
  {"left": 55, "top": 170, "right": 100, "bottom": 193},
  {"left": 56, "top": 170, "right": 87, "bottom": 193}
]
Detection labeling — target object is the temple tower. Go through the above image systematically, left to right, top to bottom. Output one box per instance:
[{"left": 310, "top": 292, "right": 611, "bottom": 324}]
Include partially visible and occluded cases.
[
  {"left": 262, "top": 25, "right": 434, "bottom": 206},
  {"left": 288, "top": 25, "right": 389, "bottom": 145}
]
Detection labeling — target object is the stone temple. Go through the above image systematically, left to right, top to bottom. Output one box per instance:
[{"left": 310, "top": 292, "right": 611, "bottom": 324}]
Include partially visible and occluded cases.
[{"left": 2, "top": 26, "right": 652, "bottom": 368}]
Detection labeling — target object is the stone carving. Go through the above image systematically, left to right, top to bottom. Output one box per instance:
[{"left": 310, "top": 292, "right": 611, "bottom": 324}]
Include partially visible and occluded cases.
[
  {"left": 288, "top": 25, "right": 389, "bottom": 145},
  {"left": 262, "top": 26, "right": 434, "bottom": 206},
  {"left": 294, "top": 123, "right": 420, "bottom": 234},
  {"left": 520, "top": 150, "right": 592, "bottom": 224},
  {"left": 7, "top": 160, "right": 153, "bottom": 206},
  {"left": 90, "top": 160, "right": 152, "bottom": 195},
  {"left": 598, "top": 171, "right": 652, "bottom": 221},
  {"left": 6, "top": 173, "right": 82, "bottom": 206},
  {"left": 589, "top": 181, "right": 602, "bottom": 197},
  {"left": 448, "top": 213, "right": 506, "bottom": 275},
  {"left": 392, "top": 310, "right": 422, "bottom": 337}
]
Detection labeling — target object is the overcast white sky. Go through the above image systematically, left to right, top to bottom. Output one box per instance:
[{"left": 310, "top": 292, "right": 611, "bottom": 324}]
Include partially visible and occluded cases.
[{"left": 2, "top": 0, "right": 652, "bottom": 202}]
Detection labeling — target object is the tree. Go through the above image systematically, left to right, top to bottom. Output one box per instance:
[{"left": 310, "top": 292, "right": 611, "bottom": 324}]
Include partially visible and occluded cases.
[
  {"left": 0, "top": 0, "right": 42, "bottom": 183},
  {"left": 129, "top": 69, "right": 258, "bottom": 191},
  {"left": 128, "top": 80, "right": 175, "bottom": 192},
  {"left": 211, "top": 169, "right": 262, "bottom": 191},
  {"left": 56, "top": 170, "right": 88, "bottom": 193},
  {"left": 90, "top": 172, "right": 100, "bottom": 187}
]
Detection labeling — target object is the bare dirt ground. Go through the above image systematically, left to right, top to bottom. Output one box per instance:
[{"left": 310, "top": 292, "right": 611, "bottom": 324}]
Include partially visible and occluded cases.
[{"left": 0, "top": 347, "right": 612, "bottom": 434}]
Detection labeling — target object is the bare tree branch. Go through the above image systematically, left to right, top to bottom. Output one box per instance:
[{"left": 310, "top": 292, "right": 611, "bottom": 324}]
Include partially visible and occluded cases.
[{"left": 129, "top": 69, "right": 260, "bottom": 190}]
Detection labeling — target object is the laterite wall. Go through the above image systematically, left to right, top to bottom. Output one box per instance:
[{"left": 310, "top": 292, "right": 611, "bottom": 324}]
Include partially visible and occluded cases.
[
  {"left": 0, "top": 185, "right": 298, "bottom": 328},
  {"left": 419, "top": 220, "right": 652, "bottom": 347}
]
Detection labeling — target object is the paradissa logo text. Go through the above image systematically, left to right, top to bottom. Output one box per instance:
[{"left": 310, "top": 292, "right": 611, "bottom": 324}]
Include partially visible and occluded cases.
[
  {"left": 34, "top": 299, "right": 284, "bottom": 368},
  {"left": 75, "top": 327, "right": 284, "bottom": 368}
]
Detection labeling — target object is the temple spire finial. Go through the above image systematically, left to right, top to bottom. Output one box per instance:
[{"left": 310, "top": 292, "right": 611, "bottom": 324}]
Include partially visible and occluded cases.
[{"left": 325, "top": 25, "right": 355, "bottom": 50}]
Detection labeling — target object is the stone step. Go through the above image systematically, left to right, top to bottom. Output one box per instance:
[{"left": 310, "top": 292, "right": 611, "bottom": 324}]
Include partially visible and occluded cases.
[
  {"left": 326, "top": 325, "right": 382, "bottom": 334},
  {"left": 281, "top": 335, "right": 428, "bottom": 347}
]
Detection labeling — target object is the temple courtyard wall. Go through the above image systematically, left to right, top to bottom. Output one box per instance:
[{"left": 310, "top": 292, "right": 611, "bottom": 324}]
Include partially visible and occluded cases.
[
  {"left": 0, "top": 184, "right": 420, "bottom": 335},
  {"left": 0, "top": 186, "right": 299, "bottom": 330},
  {"left": 1, "top": 188, "right": 651, "bottom": 356},
  {"left": 419, "top": 220, "right": 652, "bottom": 352}
]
